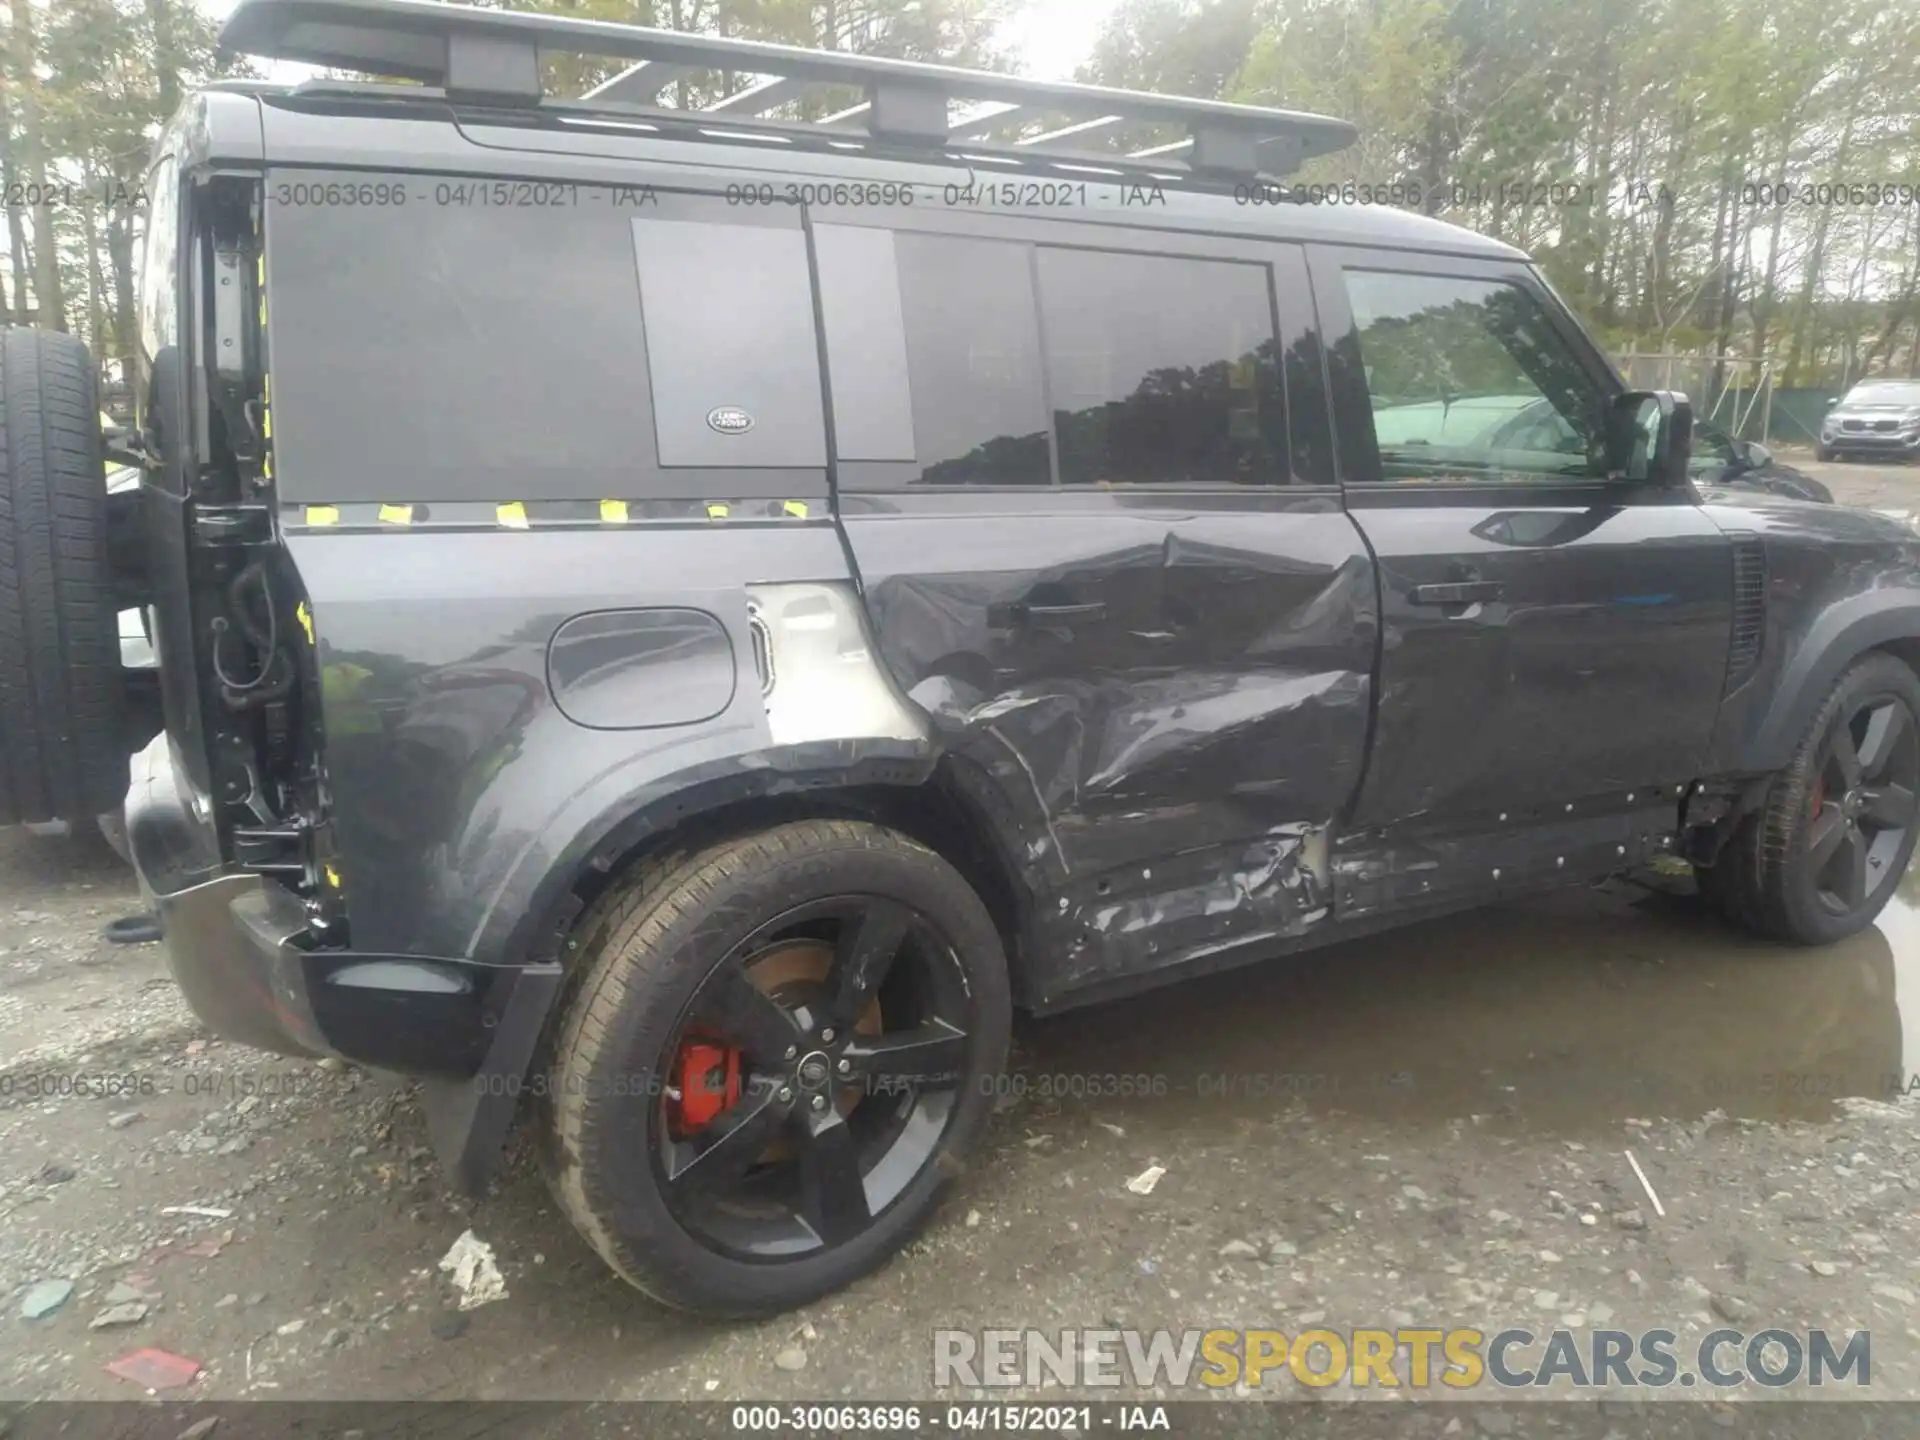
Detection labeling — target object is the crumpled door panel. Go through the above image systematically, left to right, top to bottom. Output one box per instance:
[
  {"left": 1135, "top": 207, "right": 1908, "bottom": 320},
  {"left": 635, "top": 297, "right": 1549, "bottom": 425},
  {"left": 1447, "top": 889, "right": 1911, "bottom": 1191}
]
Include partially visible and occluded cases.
[{"left": 842, "top": 493, "right": 1377, "bottom": 1000}]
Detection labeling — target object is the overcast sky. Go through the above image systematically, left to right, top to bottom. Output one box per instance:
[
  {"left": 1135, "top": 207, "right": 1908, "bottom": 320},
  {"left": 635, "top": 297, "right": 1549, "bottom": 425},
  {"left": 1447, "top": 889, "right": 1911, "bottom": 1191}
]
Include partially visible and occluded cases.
[
  {"left": 198, "top": 0, "right": 1123, "bottom": 82},
  {"left": 1002, "top": 0, "right": 1123, "bottom": 81}
]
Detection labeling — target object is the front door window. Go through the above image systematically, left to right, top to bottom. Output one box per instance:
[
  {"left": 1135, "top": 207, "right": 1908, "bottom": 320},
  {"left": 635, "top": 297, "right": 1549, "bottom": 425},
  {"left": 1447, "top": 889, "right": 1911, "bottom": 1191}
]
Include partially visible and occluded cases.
[{"left": 1343, "top": 271, "right": 1608, "bottom": 484}]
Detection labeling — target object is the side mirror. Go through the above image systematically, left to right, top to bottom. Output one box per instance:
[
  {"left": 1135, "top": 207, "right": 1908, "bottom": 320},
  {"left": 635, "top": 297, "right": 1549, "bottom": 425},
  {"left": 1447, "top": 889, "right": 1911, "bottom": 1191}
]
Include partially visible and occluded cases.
[{"left": 1605, "top": 390, "right": 1693, "bottom": 485}]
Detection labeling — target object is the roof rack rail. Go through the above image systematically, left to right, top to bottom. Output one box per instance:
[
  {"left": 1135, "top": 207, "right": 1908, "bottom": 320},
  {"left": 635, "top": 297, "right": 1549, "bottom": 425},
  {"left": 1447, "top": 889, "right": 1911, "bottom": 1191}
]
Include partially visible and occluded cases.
[{"left": 218, "top": 0, "right": 1356, "bottom": 179}]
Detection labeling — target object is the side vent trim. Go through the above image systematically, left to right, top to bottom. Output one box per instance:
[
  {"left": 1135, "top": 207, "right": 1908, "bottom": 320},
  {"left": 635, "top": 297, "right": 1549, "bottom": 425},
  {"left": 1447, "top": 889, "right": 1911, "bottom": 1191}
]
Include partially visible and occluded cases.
[{"left": 1725, "top": 537, "right": 1767, "bottom": 692}]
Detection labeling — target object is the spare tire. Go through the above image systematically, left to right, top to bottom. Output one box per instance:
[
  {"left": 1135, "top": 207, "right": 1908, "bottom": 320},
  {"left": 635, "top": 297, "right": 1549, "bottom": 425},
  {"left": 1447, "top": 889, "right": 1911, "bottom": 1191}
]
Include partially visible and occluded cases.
[{"left": 0, "top": 329, "right": 128, "bottom": 825}]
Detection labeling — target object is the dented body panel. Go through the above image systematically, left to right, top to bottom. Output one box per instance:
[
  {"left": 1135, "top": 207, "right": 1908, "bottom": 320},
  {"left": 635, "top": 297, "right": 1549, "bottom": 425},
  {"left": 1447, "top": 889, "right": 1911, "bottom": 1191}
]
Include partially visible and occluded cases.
[
  {"left": 123, "top": 78, "right": 1920, "bottom": 1201},
  {"left": 841, "top": 488, "right": 1375, "bottom": 1004}
]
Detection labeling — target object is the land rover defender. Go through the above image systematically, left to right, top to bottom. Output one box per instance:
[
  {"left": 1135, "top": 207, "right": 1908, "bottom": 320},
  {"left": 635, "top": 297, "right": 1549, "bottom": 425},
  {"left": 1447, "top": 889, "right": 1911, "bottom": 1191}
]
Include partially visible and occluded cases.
[{"left": 5, "top": 0, "right": 1920, "bottom": 1315}]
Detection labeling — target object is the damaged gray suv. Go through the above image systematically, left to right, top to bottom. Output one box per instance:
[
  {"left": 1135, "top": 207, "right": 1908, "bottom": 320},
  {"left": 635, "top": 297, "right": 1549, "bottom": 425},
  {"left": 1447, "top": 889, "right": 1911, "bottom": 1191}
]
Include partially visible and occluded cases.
[{"left": 8, "top": 0, "right": 1920, "bottom": 1316}]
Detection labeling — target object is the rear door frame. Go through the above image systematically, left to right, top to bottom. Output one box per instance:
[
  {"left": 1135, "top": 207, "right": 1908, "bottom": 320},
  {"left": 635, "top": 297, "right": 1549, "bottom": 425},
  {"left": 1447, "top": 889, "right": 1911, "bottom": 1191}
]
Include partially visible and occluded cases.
[{"left": 812, "top": 206, "right": 1381, "bottom": 1004}]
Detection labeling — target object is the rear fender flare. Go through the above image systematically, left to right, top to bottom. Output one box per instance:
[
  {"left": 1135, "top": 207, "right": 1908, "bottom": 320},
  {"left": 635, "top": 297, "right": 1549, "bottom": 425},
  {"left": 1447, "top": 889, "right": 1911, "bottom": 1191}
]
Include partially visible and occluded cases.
[
  {"left": 477, "top": 737, "right": 941, "bottom": 972},
  {"left": 423, "top": 738, "right": 943, "bottom": 1193}
]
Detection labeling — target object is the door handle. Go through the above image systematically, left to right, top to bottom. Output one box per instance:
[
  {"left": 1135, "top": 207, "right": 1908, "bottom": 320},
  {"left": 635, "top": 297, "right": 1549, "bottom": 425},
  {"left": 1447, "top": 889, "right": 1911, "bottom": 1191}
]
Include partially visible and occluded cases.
[
  {"left": 1409, "top": 581, "right": 1505, "bottom": 606},
  {"left": 1019, "top": 601, "right": 1107, "bottom": 622}
]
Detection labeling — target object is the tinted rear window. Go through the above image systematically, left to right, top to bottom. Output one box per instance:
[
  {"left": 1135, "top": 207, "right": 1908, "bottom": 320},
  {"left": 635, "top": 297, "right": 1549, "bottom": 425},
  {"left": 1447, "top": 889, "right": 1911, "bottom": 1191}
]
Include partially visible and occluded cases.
[
  {"left": 262, "top": 176, "right": 826, "bottom": 504},
  {"left": 819, "top": 228, "right": 1299, "bottom": 488},
  {"left": 895, "top": 232, "right": 1051, "bottom": 487},
  {"left": 1036, "top": 248, "right": 1283, "bottom": 487}
]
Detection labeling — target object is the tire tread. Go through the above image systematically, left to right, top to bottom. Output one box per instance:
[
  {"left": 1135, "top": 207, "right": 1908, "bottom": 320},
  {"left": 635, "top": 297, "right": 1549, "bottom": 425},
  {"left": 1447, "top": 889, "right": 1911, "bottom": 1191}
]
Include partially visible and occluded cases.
[{"left": 0, "top": 328, "right": 125, "bottom": 824}]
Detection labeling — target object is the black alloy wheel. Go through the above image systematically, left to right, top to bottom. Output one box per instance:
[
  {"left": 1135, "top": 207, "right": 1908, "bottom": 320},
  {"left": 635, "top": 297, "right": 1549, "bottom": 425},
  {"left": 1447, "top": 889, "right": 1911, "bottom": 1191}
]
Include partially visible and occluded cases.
[
  {"left": 1707, "top": 653, "right": 1920, "bottom": 945},
  {"left": 1803, "top": 691, "right": 1918, "bottom": 918},
  {"left": 540, "top": 820, "right": 1010, "bottom": 1315},
  {"left": 657, "top": 895, "right": 975, "bottom": 1259}
]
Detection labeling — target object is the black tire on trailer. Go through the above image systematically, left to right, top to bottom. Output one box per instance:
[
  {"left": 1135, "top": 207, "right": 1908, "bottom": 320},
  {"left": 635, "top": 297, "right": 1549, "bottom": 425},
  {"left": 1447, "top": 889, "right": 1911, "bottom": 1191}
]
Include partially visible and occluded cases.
[
  {"left": 0, "top": 328, "right": 128, "bottom": 826},
  {"left": 540, "top": 819, "right": 1011, "bottom": 1316}
]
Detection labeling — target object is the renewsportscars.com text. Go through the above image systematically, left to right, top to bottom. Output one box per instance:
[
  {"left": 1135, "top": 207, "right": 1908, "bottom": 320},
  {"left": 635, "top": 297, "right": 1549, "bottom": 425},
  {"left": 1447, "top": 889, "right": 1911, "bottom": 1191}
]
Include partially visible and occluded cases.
[{"left": 933, "top": 1326, "right": 1870, "bottom": 1390}]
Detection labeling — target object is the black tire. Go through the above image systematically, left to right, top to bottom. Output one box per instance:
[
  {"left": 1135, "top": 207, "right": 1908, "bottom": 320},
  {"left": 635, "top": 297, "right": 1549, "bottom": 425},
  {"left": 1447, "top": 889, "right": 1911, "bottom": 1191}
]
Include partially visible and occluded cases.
[
  {"left": 0, "top": 329, "right": 126, "bottom": 826},
  {"left": 1815, "top": 444, "right": 1834, "bottom": 462},
  {"left": 1711, "top": 652, "right": 1920, "bottom": 945},
  {"left": 540, "top": 820, "right": 1011, "bottom": 1316}
]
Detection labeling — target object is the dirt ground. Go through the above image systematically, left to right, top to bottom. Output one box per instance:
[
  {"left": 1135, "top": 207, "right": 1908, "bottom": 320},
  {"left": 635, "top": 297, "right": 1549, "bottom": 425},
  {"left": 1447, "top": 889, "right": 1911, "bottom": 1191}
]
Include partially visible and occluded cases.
[{"left": 5, "top": 458, "right": 1920, "bottom": 1412}]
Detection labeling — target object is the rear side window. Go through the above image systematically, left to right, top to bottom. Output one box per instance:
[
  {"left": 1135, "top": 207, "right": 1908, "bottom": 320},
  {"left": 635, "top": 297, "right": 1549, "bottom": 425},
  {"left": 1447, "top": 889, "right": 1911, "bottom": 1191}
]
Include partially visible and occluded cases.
[
  {"left": 136, "top": 153, "right": 184, "bottom": 489},
  {"left": 137, "top": 154, "right": 179, "bottom": 369},
  {"left": 262, "top": 178, "right": 826, "bottom": 504},
  {"left": 1036, "top": 248, "right": 1283, "bottom": 486}
]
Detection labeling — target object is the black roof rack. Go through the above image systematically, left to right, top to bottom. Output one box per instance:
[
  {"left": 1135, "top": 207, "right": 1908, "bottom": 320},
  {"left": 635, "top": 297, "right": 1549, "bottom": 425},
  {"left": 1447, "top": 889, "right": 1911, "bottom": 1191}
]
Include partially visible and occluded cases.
[{"left": 218, "top": 0, "right": 1356, "bottom": 178}]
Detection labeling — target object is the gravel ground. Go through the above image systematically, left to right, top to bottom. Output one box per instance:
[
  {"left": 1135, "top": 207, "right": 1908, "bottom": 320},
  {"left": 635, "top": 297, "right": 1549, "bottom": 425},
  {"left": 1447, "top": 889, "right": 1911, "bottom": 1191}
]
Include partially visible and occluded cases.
[
  {"left": 1781, "top": 446, "right": 1920, "bottom": 514},
  {"left": 3, "top": 459, "right": 1920, "bottom": 1413}
]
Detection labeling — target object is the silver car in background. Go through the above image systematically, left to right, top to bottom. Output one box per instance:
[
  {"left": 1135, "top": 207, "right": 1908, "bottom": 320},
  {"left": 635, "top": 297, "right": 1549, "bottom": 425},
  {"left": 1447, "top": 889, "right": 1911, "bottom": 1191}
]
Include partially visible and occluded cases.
[{"left": 1818, "top": 378, "right": 1920, "bottom": 461}]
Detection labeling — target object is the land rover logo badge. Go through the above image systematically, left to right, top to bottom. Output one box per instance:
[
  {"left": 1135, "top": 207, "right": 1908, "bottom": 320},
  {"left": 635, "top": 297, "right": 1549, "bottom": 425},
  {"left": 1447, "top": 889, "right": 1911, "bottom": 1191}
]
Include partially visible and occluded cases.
[{"left": 707, "top": 406, "right": 754, "bottom": 435}]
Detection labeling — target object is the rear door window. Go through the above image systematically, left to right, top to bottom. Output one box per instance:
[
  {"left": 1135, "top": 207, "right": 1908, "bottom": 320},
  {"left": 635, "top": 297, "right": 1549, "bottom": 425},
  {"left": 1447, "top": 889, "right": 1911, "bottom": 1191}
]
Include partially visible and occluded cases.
[
  {"left": 812, "top": 224, "right": 915, "bottom": 463},
  {"left": 816, "top": 225, "right": 1054, "bottom": 486},
  {"left": 816, "top": 226, "right": 1297, "bottom": 488},
  {"left": 894, "top": 232, "right": 1051, "bottom": 487},
  {"left": 1035, "top": 247, "right": 1284, "bottom": 487}
]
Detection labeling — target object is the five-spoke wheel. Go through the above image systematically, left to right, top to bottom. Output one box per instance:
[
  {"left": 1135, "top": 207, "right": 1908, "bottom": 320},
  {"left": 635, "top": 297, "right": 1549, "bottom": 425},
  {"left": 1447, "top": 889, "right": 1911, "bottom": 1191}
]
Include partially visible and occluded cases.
[
  {"left": 1708, "top": 652, "right": 1920, "bottom": 944},
  {"left": 1804, "top": 692, "right": 1918, "bottom": 917},
  {"left": 539, "top": 821, "right": 1009, "bottom": 1315},
  {"left": 660, "top": 898, "right": 975, "bottom": 1258}
]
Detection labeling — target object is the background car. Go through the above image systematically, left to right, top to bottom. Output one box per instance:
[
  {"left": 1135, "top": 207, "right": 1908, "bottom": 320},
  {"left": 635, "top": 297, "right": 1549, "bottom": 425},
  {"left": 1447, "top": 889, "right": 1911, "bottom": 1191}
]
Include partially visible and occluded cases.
[{"left": 1817, "top": 378, "right": 1920, "bottom": 462}]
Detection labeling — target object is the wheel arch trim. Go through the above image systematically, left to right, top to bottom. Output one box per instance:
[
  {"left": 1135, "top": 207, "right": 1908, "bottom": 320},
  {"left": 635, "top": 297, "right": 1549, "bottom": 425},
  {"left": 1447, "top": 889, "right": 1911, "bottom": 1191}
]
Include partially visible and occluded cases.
[
  {"left": 1747, "top": 597, "right": 1920, "bottom": 773},
  {"left": 469, "top": 739, "right": 941, "bottom": 971},
  {"left": 433, "top": 740, "right": 1036, "bottom": 1193}
]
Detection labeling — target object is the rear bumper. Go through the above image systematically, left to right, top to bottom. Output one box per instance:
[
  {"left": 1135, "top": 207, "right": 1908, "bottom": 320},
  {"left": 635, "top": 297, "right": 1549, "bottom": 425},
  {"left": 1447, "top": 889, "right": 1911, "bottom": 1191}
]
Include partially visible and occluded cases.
[{"left": 128, "top": 734, "right": 562, "bottom": 1188}]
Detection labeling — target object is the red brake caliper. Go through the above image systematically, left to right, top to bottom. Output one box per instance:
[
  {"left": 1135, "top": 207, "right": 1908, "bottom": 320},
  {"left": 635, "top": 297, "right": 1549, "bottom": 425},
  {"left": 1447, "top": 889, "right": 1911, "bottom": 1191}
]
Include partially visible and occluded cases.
[{"left": 672, "top": 1038, "right": 741, "bottom": 1134}]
